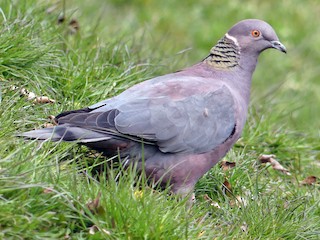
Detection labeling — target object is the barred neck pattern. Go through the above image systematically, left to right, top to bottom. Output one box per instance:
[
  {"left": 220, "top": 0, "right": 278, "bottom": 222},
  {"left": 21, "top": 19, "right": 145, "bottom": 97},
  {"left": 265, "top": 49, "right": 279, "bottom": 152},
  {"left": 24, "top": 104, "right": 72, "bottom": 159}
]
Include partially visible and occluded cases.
[{"left": 204, "top": 35, "right": 240, "bottom": 69}]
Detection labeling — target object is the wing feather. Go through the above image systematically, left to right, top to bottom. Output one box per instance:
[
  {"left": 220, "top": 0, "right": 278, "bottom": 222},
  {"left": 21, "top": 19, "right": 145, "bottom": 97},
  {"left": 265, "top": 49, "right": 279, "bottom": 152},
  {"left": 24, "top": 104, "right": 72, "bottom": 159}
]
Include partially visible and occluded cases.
[
  {"left": 55, "top": 75, "right": 236, "bottom": 154},
  {"left": 114, "top": 85, "right": 235, "bottom": 153}
]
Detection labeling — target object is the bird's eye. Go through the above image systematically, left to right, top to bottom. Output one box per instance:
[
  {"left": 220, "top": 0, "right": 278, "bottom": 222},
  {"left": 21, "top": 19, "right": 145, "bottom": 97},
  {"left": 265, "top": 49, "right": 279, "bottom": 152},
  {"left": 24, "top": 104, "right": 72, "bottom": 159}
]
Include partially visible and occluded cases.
[{"left": 251, "top": 30, "right": 261, "bottom": 38}]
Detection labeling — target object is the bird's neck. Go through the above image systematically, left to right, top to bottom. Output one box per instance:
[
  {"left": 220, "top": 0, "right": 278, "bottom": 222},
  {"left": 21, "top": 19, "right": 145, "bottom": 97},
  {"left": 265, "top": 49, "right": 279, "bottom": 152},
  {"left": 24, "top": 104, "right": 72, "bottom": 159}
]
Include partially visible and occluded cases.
[{"left": 203, "top": 36, "right": 240, "bottom": 69}]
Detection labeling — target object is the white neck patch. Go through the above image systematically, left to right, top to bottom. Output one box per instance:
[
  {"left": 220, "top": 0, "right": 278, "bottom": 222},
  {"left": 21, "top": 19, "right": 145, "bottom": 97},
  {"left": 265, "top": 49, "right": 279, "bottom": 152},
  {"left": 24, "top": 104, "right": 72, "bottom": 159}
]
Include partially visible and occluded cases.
[{"left": 225, "top": 33, "right": 239, "bottom": 47}]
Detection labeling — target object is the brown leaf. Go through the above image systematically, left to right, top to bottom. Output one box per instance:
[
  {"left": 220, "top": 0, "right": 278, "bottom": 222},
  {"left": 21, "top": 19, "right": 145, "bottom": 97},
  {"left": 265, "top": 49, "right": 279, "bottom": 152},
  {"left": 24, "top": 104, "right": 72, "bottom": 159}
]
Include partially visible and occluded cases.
[
  {"left": 69, "top": 19, "right": 80, "bottom": 34},
  {"left": 10, "top": 86, "right": 56, "bottom": 104},
  {"left": 19, "top": 87, "right": 36, "bottom": 100},
  {"left": 33, "top": 96, "right": 56, "bottom": 104},
  {"left": 48, "top": 115, "right": 58, "bottom": 125},
  {"left": 43, "top": 123, "right": 55, "bottom": 128},
  {"left": 259, "top": 154, "right": 291, "bottom": 175},
  {"left": 259, "top": 154, "right": 276, "bottom": 163},
  {"left": 220, "top": 160, "right": 236, "bottom": 171},
  {"left": 300, "top": 176, "right": 317, "bottom": 186},
  {"left": 222, "top": 179, "right": 233, "bottom": 196},
  {"left": 43, "top": 188, "right": 54, "bottom": 194},
  {"left": 86, "top": 192, "right": 105, "bottom": 215},
  {"left": 86, "top": 192, "right": 101, "bottom": 212},
  {"left": 203, "top": 194, "right": 220, "bottom": 208}
]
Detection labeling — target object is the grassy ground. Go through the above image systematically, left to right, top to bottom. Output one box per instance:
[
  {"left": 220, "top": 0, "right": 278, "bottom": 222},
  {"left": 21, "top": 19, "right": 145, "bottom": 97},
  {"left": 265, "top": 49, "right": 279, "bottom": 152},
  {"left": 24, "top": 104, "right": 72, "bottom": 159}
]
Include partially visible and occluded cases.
[{"left": 0, "top": 0, "right": 319, "bottom": 239}]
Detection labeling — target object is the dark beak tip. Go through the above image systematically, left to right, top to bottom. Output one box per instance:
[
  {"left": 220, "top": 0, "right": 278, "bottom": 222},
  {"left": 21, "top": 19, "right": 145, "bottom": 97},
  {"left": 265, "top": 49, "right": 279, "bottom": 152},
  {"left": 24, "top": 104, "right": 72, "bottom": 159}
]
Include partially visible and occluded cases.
[
  {"left": 271, "top": 40, "right": 287, "bottom": 54},
  {"left": 281, "top": 46, "right": 287, "bottom": 54}
]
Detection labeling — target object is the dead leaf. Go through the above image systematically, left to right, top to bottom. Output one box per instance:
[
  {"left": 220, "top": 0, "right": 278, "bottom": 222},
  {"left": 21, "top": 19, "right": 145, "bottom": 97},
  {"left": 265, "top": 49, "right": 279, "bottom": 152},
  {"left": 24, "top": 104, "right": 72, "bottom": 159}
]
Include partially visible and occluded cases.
[
  {"left": 57, "top": 14, "right": 80, "bottom": 35},
  {"left": 68, "top": 19, "right": 80, "bottom": 34},
  {"left": 9, "top": 85, "right": 18, "bottom": 91},
  {"left": 11, "top": 86, "right": 56, "bottom": 104},
  {"left": 20, "top": 88, "right": 29, "bottom": 96},
  {"left": 27, "top": 91, "right": 36, "bottom": 100},
  {"left": 33, "top": 96, "right": 56, "bottom": 104},
  {"left": 48, "top": 115, "right": 58, "bottom": 125},
  {"left": 42, "top": 116, "right": 58, "bottom": 128},
  {"left": 43, "top": 123, "right": 55, "bottom": 128},
  {"left": 87, "top": 152, "right": 104, "bottom": 158},
  {"left": 259, "top": 154, "right": 291, "bottom": 175},
  {"left": 259, "top": 154, "right": 275, "bottom": 162},
  {"left": 220, "top": 160, "right": 236, "bottom": 171},
  {"left": 300, "top": 176, "right": 317, "bottom": 186},
  {"left": 222, "top": 179, "right": 233, "bottom": 196},
  {"left": 43, "top": 188, "right": 54, "bottom": 194},
  {"left": 86, "top": 192, "right": 105, "bottom": 214},
  {"left": 86, "top": 192, "right": 101, "bottom": 212},
  {"left": 203, "top": 194, "right": 220, "bottom": 208},
  {"left": 230, "top": 195, "right": 247, "bottom": 208},
  {"left": 236, "top": 195, "right": 247, "bottom": 207},
  {"left": 241, "top": 222, "right": 248, "bottom": 233},
  {"left": 88, "top": 225, "right": 111, "bottom": 236},
  {"left": 89, "top": 225, "right": 98, "bottom": 235},
  {"left": 101, "top": 228, "right": 111, "bottom": 235}
]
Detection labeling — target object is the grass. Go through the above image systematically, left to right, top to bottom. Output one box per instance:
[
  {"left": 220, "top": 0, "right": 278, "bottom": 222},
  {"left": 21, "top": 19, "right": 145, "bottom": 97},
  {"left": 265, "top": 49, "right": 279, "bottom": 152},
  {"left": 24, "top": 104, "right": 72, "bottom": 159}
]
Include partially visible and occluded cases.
[{"left": 0, "top": 0, "right": 320, "bottom": 239}]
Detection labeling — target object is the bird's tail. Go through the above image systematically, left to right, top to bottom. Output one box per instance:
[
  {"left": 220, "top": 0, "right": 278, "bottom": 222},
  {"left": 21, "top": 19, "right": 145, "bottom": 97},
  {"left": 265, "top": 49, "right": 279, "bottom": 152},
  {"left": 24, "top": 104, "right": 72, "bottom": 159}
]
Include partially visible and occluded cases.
[
  {"left": 20, "top": 125, "right": 112, "bottom": 142},
  {"left": 21, "top": 127, "right": 60, "bottom": 141}
]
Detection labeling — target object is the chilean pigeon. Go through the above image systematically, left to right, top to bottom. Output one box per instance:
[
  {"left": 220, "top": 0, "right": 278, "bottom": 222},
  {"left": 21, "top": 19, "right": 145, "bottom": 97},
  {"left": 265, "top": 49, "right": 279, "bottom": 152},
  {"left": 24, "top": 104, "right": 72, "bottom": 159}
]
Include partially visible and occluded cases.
[{"left": 22, "top": 19, "right": 286, "bottom": 197}]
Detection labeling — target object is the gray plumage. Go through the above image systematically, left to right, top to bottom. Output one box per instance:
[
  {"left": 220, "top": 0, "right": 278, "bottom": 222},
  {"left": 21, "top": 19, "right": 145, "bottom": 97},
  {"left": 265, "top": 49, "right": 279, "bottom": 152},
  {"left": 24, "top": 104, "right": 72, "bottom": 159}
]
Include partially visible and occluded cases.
[{"left": 22, "top": 19, "right": 286, "bottom": 196}]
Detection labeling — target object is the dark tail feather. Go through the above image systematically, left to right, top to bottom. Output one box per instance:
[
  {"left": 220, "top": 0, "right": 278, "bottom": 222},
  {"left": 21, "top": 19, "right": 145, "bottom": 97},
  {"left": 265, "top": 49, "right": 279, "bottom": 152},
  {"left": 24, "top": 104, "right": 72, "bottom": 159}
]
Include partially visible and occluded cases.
[
  {"left": 20, "top": 125, "right": 112, "bottom": 142},
  {"left": 20, "top": 127, "right": 61, "bottom": 141}
]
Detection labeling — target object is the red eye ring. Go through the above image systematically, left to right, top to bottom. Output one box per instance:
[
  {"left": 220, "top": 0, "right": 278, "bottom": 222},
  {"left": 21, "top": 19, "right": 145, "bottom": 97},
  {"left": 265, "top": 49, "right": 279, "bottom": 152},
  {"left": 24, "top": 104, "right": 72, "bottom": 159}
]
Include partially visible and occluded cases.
[{"left": 251, "top": 30, "right": 261, "bottom": 38}]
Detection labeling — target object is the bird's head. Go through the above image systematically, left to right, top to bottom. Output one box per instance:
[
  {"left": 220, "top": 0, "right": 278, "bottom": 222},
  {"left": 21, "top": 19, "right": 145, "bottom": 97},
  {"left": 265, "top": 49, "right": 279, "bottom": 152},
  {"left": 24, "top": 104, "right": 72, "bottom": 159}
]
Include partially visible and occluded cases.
[{"left": 226, "top": 19, "right": 286, "bottom": 55}]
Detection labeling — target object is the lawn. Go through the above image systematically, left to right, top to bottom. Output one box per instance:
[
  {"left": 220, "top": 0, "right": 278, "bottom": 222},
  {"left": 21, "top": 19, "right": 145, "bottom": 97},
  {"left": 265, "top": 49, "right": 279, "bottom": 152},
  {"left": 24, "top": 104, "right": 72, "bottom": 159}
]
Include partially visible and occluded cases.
[{"left": 0, "top": 0, "right": 319, "bottom": 239}]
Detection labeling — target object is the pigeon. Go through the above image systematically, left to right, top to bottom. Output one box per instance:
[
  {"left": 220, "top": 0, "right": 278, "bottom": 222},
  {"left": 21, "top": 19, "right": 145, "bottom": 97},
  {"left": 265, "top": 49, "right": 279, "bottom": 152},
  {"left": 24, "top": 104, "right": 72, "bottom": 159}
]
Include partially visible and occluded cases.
[{"left": 22, "top": 19, "right": 286, "bottom": 197}]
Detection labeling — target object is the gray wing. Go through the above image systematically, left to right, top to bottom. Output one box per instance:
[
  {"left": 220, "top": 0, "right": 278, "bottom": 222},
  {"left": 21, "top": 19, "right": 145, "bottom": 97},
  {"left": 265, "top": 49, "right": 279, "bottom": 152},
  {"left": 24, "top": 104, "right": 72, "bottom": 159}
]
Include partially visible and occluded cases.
[{"left": 114, "top": 85, "right": 235, "bottom": 154}]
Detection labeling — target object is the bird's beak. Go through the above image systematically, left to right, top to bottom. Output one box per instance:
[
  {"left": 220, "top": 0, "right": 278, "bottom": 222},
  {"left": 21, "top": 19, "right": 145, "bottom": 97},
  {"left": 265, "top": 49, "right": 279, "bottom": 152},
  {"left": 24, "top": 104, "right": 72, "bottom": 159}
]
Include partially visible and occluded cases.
[{"left": 271, "top": 40, "right": 287, "bottom": 53}]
